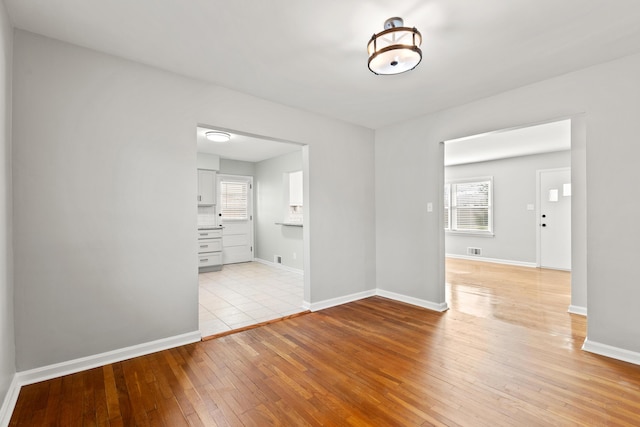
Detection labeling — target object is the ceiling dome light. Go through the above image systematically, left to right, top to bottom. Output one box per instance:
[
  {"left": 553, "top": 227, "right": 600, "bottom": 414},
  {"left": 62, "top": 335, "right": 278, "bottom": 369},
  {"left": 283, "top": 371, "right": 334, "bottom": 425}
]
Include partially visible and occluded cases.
[
  {"left": 367, "top": 17, "right": 422, "bottom": 75},
  {"left": 205, "top": 131, "right": 231, "bottom": 142}
]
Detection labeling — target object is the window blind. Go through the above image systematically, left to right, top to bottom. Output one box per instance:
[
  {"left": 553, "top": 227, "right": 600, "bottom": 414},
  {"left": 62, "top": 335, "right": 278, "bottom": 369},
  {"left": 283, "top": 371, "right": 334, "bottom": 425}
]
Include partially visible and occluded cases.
[
  {"left": 220, "top": 181, "right": 248, "bottom": 220},
  {"left": 453, "top": 181, "right": 489, "bottom": 231}
]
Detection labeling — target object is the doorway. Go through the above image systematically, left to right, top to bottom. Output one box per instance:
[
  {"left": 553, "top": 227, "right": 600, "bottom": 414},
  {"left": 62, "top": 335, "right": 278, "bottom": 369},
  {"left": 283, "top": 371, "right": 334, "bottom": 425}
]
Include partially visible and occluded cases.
[
  {"left": 443, "top": 119, "right": 575, "bottom": 314},
  {"left": 196, "top": 125, "right": 309, "bottom": 337}
]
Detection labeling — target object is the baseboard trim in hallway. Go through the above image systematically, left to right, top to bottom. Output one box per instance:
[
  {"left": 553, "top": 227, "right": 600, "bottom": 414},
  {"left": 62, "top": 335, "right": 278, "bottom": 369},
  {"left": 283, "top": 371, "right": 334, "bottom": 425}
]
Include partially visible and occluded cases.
[
  {"left": 446, "top": 253, "right": 538, "bottom": 268},
  {"left": 253, "top": 257, "right": 304, "bottom": 275},
  {"left": 376, "top": 289, "right": 449, "bottom": 312},
  {"left": 568, "top": 304, "right": 587, "bottom": 316},
  {"left": 16, "top": 331, "right": 200, "bottom": 387},
  {"left": 582, "top": 338, "right": 640, "bottom": 366},
  {"left": 0, "top": 375, "right": 20, "bottom": 427}
]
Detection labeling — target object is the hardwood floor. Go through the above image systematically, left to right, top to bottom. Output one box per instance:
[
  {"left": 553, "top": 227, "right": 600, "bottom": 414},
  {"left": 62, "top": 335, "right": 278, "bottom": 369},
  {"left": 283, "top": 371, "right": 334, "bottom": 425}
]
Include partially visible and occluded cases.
[{"left": 10, "top": 259, "right": 640, "bottom": 426}]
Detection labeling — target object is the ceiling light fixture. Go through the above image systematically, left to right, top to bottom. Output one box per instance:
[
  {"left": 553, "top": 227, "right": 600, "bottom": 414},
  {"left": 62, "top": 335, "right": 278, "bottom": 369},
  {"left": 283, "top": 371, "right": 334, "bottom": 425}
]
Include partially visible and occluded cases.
[
  {"left": 367, "top": 17, "right": 422, "bottom": 75},
  {"left": 205, "top": 131, "right": 231, "bottom": 142}
]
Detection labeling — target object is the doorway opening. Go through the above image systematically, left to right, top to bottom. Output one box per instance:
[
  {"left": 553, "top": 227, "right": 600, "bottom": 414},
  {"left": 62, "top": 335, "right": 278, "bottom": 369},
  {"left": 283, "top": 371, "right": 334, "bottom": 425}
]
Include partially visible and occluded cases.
[
  {"left": 442, "top": 118, "right": 582, "bottom": 318},
  {"left": 196, "top": 125, "right": 309, "bottom": 337}
]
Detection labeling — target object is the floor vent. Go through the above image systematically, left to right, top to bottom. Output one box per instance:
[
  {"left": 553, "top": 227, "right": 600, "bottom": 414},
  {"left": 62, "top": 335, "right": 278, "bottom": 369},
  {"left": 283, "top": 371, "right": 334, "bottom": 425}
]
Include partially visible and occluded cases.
[{"left": 467, "top": 247, "right": 482, "bottom": 256}]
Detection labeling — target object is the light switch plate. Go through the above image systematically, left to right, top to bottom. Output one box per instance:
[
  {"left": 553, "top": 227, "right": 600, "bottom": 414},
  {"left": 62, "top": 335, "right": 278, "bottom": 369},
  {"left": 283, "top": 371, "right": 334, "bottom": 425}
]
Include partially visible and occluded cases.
[
  {"left": 427, "top": 202, "right": 433, "bottom": 213},
  {"left": 527, "top": 204, "right": 535, "bottom": 211}
]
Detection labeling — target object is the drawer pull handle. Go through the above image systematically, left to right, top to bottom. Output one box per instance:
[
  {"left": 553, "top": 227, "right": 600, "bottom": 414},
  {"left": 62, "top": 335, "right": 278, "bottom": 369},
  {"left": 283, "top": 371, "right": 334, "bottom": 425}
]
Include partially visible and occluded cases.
[
  {"left": 199, "top": 233, "right": 208, "bottom": 236},
  {"left": 200, "top": 245, "right": 208, "bottom": 248},
  {"left": 200, "top": 259, "right": 208, "bottom": 262}
]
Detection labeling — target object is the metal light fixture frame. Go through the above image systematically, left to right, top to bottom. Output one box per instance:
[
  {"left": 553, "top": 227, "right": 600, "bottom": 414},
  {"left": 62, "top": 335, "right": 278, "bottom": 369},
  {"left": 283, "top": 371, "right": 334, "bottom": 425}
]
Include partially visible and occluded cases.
[{"left": 368, "top": 17, "right": 422, "bottom": 75}]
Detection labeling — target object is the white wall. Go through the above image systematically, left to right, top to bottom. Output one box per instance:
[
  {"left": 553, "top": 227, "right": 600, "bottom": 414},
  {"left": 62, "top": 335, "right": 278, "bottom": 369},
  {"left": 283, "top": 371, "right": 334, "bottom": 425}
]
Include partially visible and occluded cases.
[
  {"left": 0, "top": 0, "right": 13, "bottom": 411},
  {"left": 12, "top": 31, "right": 375, "bottom": 371},
  {"left": 376, "top": 51, "right": 640, "bottom": 355},
  {"left": 254, "top": 150, "right": 304, "bottom": 270},
  {"left": 445, "top": 151, "right": 571, "bottom": 264},
  {"left": 196, "top": 153, "right": 220, "bottom": 170},
  {"left": 219, "top": 159, "right": 255, "bottom": 176}
]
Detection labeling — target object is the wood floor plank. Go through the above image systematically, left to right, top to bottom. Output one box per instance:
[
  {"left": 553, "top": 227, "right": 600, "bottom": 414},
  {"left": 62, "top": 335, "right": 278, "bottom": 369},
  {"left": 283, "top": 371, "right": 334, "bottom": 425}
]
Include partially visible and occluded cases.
[
  {"left": 10, "top": 259, "right": 640, "bottom": 425},
  {"left": 102, "top": 364, "right": 121, "bottom": 423}
]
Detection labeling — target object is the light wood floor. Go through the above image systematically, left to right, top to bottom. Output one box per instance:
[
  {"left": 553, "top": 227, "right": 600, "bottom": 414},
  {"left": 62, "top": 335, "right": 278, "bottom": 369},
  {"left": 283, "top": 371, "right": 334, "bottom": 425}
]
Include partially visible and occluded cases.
[{"left": 10, "top": 259, "right": 640, "bottom": 426}]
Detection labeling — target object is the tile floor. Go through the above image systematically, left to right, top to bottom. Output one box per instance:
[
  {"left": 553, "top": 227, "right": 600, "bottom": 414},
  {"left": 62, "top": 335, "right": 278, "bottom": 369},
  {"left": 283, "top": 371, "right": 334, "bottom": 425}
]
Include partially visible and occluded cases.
[{"left": 199, "top": 261, "right": 305, "bottom": 337}]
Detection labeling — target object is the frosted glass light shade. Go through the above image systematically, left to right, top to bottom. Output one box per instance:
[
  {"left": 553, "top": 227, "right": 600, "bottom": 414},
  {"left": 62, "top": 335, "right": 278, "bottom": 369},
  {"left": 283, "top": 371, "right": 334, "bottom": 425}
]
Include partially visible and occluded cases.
[
  {"left": 368, "top": 18, "right": 422, "bottom": 75},
  {"left": 205, "top": 131, "right": 231, "bottom": 142}
]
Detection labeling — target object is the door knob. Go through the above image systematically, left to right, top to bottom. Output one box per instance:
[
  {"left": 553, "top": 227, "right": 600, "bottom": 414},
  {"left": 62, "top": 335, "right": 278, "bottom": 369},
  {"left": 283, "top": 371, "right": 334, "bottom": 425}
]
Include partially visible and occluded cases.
[{"left": 542, "top": 224, "right": 547, "bottom": 227}]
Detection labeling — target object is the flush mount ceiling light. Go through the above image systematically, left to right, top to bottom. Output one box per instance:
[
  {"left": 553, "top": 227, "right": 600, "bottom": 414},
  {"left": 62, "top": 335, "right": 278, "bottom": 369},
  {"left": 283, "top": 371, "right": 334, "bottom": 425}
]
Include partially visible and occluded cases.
[
  {"left": 367, "top": 17, "right": 422, "bottom": 75},
  {"left": 205, "top": 131, "right": 231, "bottom": 142}
]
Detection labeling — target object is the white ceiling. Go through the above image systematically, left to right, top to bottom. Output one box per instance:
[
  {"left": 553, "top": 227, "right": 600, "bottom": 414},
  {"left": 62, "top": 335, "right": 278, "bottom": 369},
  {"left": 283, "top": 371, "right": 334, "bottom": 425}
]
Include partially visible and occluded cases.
[
  {"left": 6, "top": 1, "right": 640, "bottom": 130},
  {"left": 444, "top": 119, "right": 571, "bottom": 166},
  {"left": 197, "top": 127, "right": 301, "bottom": 162}
]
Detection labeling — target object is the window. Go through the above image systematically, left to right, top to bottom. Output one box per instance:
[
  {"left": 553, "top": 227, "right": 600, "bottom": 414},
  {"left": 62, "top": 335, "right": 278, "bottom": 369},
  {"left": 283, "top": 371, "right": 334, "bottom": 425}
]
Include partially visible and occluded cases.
[
  {"left": 444, "top": 177, "right": 493, "bottom": 235},
  {"left": 220, "top": 180, "right": 249, "bottom": 220}
]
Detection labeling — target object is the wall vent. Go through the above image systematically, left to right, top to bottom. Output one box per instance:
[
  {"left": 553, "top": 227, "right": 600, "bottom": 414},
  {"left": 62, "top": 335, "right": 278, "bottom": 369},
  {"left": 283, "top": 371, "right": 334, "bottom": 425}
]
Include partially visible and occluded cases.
[
  {"left": 467, "top": 247, "right": 482, "bottom": 256},
  {"left": 274, "top": 255, "right": 282, "bottom": 264}
]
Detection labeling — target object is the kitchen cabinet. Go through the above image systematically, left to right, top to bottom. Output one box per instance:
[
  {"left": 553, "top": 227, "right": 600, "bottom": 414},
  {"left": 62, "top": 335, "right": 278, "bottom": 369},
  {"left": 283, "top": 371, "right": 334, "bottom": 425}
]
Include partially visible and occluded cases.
[
  {"left": 198, "top": 169, "right": 216, "bottom": 206},
  {"left": 289, "top": 170, "right": 303, "bottom": 206},
  {"left": 198, "top": 227, "right": 222, "bottom": 272}
]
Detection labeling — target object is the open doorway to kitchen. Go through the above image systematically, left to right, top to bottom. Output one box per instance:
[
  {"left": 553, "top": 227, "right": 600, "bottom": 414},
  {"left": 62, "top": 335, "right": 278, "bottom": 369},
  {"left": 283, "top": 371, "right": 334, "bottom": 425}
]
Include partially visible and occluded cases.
[
  {"left": 442, "top": 118, "right": 586, "bottom": 321},
  {"left": 196, "top": 125, "right": 309, "bottom": 337}
]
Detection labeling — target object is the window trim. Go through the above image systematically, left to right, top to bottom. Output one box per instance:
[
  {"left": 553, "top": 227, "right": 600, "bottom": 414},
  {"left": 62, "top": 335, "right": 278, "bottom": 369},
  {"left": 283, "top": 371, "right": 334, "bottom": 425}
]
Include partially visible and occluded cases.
[{"left": 445, "top": 176, "right": 494, "bottom": 237}]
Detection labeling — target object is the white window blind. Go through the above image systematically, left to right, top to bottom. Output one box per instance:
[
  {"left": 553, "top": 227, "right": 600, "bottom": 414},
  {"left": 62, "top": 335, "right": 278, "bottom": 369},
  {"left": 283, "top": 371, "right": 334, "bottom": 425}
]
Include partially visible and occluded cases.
[
  {"left": 445, "top": 178, "right": 493, "bottom": 234},
  {"left": 220, "top": 181, "right": 248, "bottom": 220}
]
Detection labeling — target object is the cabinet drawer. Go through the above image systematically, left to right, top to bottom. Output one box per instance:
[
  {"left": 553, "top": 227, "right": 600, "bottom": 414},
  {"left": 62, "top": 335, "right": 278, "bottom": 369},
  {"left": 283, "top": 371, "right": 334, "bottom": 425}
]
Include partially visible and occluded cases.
[
  {"left": 197, "top": 229, "right": 222, "bottom": 239},
  {"left": 198, "top": 239, "right": 222, "bottom": 253},
  {"left": 198, "top": 252, "right": 222, "bottom": 267}
]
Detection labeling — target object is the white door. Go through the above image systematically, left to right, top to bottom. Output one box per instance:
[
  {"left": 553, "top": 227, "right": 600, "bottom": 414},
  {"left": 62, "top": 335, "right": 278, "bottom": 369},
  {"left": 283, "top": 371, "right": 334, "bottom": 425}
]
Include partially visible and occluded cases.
[
  {"left": 538, "top": 168, "right": 571, "bottom": 270},
  {"left": 216, "top": 174, "right": 254, "bottom": 264}
]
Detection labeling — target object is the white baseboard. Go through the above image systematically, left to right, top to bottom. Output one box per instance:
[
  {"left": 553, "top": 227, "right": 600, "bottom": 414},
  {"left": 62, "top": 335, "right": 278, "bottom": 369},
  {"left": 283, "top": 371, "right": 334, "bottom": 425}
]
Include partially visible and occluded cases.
[
  {"left": 446, "top": 254, "right": 537, "bottom": 268},
  {"left": 253, "top": 258, "right": 304, "bottom": 275},
  {"left": 309, "top": 288, "right": 449, "bottom": 314},
  {"left": 310, "top": 289, "right": 376, "bottom": 312},
  {"left": 376, "top": 289, "right": 449, "bottom": 312},
  {"left": 568, "top": 305, "right": 587, "bottom": 316},
  {"left": 16, "top": 331, "right": 201, "bottom": 387},
  {"left": 582, "top": 338, "right": 640, "bottom": 366},
  {"left": 0, "top": 375, "right": 20, "bottom": 427}
]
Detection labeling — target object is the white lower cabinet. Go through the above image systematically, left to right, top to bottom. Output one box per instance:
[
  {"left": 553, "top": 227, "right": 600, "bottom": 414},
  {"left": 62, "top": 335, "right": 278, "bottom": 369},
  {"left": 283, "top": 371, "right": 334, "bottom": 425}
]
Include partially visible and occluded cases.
[
  {"left": 198, "top": 228, "right": 222, "bottom": 272},
  {"left": 198, "top": 252, "right": 222, "bottom": 268}
]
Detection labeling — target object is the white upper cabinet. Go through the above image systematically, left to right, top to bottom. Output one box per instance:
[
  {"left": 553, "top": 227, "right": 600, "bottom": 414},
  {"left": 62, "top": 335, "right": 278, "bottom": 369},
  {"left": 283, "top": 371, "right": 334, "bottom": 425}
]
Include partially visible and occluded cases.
[
  {"left": 198, "top": 169, "right": 216, "bottom": 205},
  {"left": 289, "top": 170, "right": 303, "bottom": 206}
]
